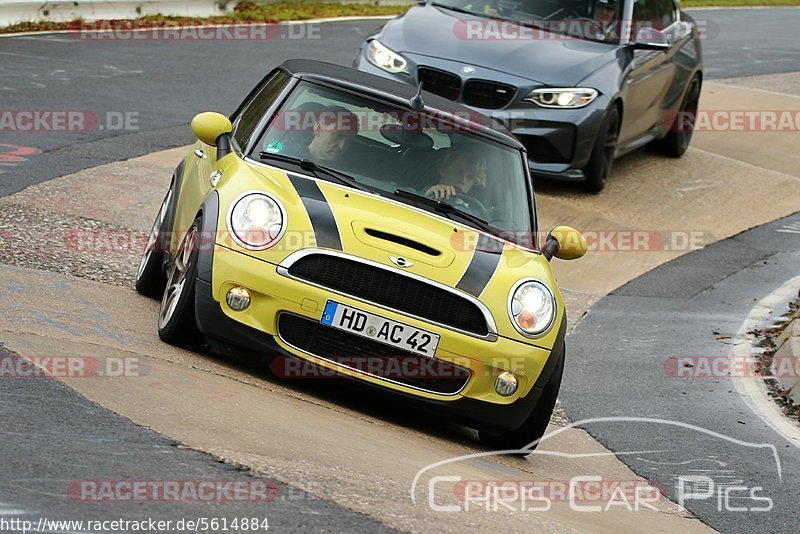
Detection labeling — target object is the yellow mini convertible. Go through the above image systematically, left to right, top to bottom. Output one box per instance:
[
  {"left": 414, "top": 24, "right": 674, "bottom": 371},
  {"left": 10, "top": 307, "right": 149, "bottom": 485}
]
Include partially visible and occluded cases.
[{"left": 135, "top": 60, "right": 586, "bottom": 451}]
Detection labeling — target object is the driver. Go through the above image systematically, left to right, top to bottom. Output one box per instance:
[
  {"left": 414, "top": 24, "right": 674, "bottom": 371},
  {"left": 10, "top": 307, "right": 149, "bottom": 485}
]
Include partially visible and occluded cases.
[
  {"left": 266, "top": 105, "right": 359, "bottom": 164},
  {"left": 306, "top": 107, "right": 359, "bottom": 163},
  {"left": 424, "top": 144, "right": 487, "bottom": 201}
]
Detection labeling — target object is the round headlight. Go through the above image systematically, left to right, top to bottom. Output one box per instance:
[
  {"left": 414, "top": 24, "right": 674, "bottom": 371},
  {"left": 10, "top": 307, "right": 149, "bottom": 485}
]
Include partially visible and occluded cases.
[
  {"left": 227, "top": 192, "right": 286, "bottom": 250},
  {"left": 508, "top": 279, "right": 556, "bottom": 337}
]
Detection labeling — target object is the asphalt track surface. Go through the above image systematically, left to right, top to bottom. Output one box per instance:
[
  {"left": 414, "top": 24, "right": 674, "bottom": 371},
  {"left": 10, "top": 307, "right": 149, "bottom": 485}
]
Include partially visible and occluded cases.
[
  {"left": 1, "top": 7, "right": 799, "bottom": 533},
  {"left": 561, "top": 213, "right": 800, "bottom": 532},
  {"left": 0, "top": 343, "right": 392, "bottom": 533}
]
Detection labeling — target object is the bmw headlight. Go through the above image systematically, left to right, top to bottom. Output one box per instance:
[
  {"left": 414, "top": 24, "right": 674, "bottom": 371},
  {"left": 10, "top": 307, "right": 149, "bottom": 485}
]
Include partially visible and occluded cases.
[
  {"left": 366, "top": 39, "right": 408, "bottom": 74},
  {"left": 525, "top": 88, "right": 599, "bottom": 109},
  {"left": 227, "top": 191, "right": 286, "bottom": 251},
  {"left": 508, "top": 279, "right": 556, "bottom": 337}
]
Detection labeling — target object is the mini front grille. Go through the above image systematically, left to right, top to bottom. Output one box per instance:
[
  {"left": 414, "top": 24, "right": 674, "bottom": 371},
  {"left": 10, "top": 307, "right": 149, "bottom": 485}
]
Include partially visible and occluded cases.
[
  {"left": 418, "top": 67, "right": 461, "bottom": 101},
  {"left": 463, "top": 79, "right": 516, "bottom": 109},
  {"left": 286, "top": 253, "right": 490, "bottom": 336},
  {"left": 278, "top": 313, "right": 471, "bottom": 395}
]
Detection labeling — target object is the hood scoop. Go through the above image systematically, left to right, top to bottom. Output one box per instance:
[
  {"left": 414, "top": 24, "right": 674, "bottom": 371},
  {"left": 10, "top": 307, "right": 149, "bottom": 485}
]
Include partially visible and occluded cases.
[
  {"left": 351, "top": 221, "right": 456, "bottom": 268},
  {"left": 364, "top": 228, "right": 441, "bottom": 257}
]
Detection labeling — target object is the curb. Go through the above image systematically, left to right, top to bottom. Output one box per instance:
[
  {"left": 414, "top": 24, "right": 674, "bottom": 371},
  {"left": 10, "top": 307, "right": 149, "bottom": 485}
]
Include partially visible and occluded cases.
[{"left": 774, "top": 306, "right": 800, "bottom": 404}]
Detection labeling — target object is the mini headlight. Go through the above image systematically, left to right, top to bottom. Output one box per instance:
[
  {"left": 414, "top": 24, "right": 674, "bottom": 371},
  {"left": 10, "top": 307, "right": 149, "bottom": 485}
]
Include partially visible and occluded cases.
[
  {"left": 367, "top": 40, "right": 408, "bottom": 74},
  {"left": 525, "top": 88, "right": 599, "bottom": 109},
  {"left": 227, "top": 191, "right": 286, "bottom": 250},
  {"left": 508, "top": 279, "right": 556, "bottom": 336}
]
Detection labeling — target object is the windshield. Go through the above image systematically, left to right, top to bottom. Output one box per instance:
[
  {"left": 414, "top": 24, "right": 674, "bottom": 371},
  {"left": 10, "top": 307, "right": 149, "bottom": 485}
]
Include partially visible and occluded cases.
[
  {"left": 433, "top": 0, "right": 625, "bottom": 43},
  {"left": 251, "top": 81, "right": 534, "bottom": 246}
]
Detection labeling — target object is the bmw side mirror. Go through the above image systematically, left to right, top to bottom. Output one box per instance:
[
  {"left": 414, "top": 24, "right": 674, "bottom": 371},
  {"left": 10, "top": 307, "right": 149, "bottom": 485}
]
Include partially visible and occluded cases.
[
  {"left": 631, "top": 27, "right": 670, "bottom": 51},
  {"left": 191, "top": 112, "right": 233, "bottom": 160},
  {"left": 542, "top": 226, "right": 587, "bottom": 261}
]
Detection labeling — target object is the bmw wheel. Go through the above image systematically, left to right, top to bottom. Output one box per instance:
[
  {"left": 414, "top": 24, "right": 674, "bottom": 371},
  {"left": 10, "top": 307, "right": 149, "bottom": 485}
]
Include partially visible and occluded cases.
[
  {"left": 652, "top": 75, "right": 702, "bottom": 158},
  {"left": 581, "top": 106, "right": 620, "bottom": 193}
]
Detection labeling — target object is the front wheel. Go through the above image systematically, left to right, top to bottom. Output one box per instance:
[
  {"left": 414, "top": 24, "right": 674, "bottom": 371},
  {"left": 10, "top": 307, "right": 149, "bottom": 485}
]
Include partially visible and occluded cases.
[
  {"left": 651, "top": 75, "right": 701, "bottom": 158},
  {"left": 581, "top": 106, "right": 620, "bottom": 193},
  {"left": 135, "top": 187, "right": 173, "bottom": 298},
  {"left": 158, "top": 218, "right": 202, "bottom": 346},
  {"left": 478, "top": 348, "right": 564, "bottom": 455}
]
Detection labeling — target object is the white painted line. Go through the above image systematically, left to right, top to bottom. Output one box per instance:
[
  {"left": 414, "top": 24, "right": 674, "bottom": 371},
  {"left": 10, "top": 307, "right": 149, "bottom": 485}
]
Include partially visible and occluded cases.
[
  {"left": 688, "top": 6, "right": 800, "bottom": 10},
  {"left": 706, "top": 81, "right": 800, "bottom": 100},
  {"left": 730, "top": 273, "right": 800, "bottom": 450},
  {"left": 0, "top": 508, "right": 28, "bottom": 515}
]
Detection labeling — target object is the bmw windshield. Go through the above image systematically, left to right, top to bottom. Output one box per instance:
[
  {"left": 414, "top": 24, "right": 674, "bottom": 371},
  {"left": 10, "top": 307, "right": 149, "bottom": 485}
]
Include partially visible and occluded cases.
[
  {"left": 432, "top": 0, "right": 625, "bottom": 43},
  {"left": 249, "top": 80, "right": 536, "bottom": 247}
]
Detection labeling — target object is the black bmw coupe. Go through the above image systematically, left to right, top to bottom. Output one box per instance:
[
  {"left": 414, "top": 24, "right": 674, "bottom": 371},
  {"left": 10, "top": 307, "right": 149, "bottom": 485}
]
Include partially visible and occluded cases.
[{"left": 355, "top": 0, "right": 703, "bottom": 191}]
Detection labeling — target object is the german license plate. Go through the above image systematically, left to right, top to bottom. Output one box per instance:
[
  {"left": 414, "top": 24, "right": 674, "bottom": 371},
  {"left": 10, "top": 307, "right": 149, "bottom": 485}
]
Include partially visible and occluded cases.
[{"left": 320, "top": 301, "right": 440, "bottom": 357}]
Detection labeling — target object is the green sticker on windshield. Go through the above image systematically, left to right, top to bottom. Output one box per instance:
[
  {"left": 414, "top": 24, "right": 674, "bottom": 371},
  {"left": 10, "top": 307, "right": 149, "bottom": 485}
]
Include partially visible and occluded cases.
[{"left": 264, "top": 140, "right": 283, "bottom": 154}]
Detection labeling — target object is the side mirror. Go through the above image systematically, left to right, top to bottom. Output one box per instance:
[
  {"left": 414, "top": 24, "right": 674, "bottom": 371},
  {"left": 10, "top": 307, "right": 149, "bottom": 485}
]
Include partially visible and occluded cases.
[
  {"left": 631, "top": 26, "right": 670, "bottom": 51},
  {"left": 191, "top": 112, "right": 232, "bottom": 147},
  {"left": 542, "top": 225, "right": 587, "bottom": 261}
]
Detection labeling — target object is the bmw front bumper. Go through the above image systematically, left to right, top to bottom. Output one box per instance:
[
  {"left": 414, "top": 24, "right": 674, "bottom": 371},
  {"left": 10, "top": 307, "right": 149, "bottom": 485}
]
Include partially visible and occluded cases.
[{"left": 354, "top": 48, "right": 610, "bottom": 181}]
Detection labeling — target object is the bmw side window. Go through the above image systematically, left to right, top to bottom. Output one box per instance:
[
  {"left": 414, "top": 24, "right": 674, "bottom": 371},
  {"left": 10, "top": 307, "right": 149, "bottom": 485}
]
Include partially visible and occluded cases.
[
  {"left": 632, "top": 0, "right": 661, "bottom": 29},
  {"left": 656, "top": 0, "right": 677, "bottom": 29},
  {"left": 233, "top": 71, "right": 290, "bottom": 151}
]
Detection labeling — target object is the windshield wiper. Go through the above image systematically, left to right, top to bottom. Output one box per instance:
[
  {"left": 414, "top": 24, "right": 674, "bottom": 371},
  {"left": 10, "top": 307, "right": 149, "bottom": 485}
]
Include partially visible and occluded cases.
[
  {"left": 431, "top": 2, "right": 504, "bottom": 21},
  {"left": 258, "top": 152, "right": 367, "bottom": 191},
  {"left": 393, "top": 189, "right": 492, "bottom": 233}
]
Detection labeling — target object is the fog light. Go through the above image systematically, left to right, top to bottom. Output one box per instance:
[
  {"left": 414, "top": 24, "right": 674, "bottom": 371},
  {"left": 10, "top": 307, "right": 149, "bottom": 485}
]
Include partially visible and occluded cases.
[
  {"left": 226, "top": 286, "right": 251, "bottom": 311},
  {"left": 495, "top": 371, "right": 518, "bottom": 397}
]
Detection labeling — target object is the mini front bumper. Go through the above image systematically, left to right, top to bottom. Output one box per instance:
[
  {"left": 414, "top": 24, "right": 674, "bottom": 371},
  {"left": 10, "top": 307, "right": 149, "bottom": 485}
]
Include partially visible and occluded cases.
[
  {"left": 354, "top": 50, "right": 609, "bottom": 180},
  {"left": 195, "top": 243, "right": 566, "bottom": 432}
]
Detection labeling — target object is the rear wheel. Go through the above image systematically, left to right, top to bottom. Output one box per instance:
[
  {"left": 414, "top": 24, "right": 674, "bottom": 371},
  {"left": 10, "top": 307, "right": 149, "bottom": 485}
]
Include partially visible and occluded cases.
[
  {"left": 651, "top": 75, "right": 701, "bottom": 158},
  {"left": 581, "top": 106, "right": 620, "bottom": 193},
  {"left": 135, "top": 187, "right": 173, "bottom": 298},
  {"left": 158, "top": 218, "right": 202, "bottom": 345},
  {"left": 478, "top": 348, "right": 564, "bottom": 455}
]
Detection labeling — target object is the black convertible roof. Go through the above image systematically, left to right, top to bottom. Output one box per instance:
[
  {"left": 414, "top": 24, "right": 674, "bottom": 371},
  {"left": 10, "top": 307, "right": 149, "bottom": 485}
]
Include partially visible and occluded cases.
[{"left": 279, "top": 59, "right": 522, "bottom": 148}]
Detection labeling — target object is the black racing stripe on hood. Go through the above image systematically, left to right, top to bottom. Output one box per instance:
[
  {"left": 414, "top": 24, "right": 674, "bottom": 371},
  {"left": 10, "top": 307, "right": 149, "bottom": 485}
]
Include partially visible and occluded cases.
[
  {"left": 288, "top": 175, "right": 342, "bottom": 250},
  {"left": 456, "top": 234, "right": 503, "bottom": 297}
]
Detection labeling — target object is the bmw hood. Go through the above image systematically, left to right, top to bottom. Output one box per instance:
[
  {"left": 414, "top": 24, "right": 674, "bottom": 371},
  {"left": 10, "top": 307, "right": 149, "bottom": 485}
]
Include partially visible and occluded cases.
[{"left": 378, "top": 5, "right": 620, "bottom": 86}]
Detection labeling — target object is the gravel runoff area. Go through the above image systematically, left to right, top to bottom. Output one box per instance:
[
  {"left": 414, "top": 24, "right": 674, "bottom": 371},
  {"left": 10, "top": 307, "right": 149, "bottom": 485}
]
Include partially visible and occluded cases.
[{"left": 0, "top": 202, "right": 140, "bottom": 287}]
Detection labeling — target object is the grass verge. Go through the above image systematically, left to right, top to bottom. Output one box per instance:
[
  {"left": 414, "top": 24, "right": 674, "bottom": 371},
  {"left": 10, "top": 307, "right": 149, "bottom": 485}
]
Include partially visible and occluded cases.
[
  {"left": 2, "top": 0, "right": 798, "bottom": 35},
  {"left": 0, "top": 2, "right": 405, "bottom": 35}
]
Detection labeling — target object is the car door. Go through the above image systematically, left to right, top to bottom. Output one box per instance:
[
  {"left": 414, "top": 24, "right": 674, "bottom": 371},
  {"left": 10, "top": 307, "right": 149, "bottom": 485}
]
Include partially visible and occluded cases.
[{"left": 617, "top": 0, "right": 679, "bottom": 147}]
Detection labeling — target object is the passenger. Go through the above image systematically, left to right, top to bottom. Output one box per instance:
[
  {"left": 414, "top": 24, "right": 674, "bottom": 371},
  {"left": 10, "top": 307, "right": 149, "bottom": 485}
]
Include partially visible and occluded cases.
[{"left": 424, "top": 144, "right": 487, "bottom": 201}]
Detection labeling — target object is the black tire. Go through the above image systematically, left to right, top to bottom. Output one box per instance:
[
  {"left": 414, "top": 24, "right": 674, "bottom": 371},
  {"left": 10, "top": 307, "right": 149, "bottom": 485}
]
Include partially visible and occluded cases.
[
  {"left": 651, "top": 75, "right": 701, "bottom": 158},
  {"left": 581, "top": 106, "right": 620, "bottom": 193},
  {"left": 135, "top": 187, "right": 173, "bottom": 298},
  {"left": 157, "top": 217, "right": 202, "bottom": 346},
  {"left": 478, "top": 347, "right": 564, "bottom": 455}
]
